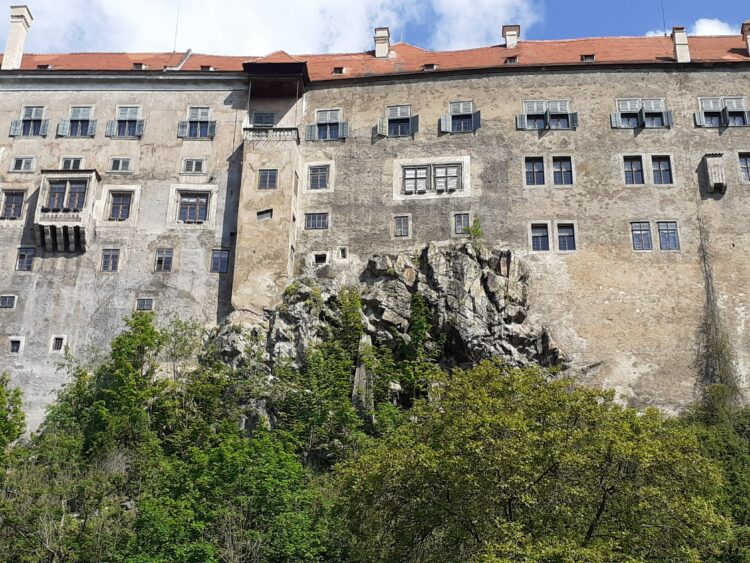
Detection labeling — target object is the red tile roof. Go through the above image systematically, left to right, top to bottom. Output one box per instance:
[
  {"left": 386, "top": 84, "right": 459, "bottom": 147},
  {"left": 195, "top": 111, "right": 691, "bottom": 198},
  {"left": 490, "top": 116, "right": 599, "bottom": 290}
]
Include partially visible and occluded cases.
[{"left": 1, "top": 35, "right": 748, "bottom": 80}]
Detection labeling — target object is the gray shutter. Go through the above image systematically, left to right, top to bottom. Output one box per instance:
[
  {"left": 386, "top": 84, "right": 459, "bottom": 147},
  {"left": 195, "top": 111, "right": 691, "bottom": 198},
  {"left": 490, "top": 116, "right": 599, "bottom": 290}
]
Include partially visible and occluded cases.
[
  {"left": 638, "top": 107, "right": 647, "bottom": 127},
  {"left": 721, "top": 107, "right": 730, "bottom": 127},
  {"left": 472, "top": 111, "right": 481, "bottom": 131},
  {"left": 664, "top": 111, "right": 674, "bottom": 127},
  {"left": 745, "top": 111, "right": 750, "bottom": 126},
  {"left": 569, "top": 112, "right": 579, "bottom": 128},
  {"left": 610, "top": 112, "right": 622, "bottom": 128},
  {"left": 694, "top": 112, "right": 706, "bottom": 127},
  {"left": 440, "top": 114, "right": 451, "bottom": 133},
  {"left": 516, "top": 114, "right": 527, "bottom": 130},
  {"left": 409, "top": 115, "right": 419, "bottom": 134},
  {"left": 377, "top": 117, "right": 388, "bottom": 136},
  {"left": 9, "top": 120, "right": 21, "bottom": 136},
  {"left": 39, "top": 120, "right": 49, "bottom": 136},
  {"left": 57, "top": 120, "right": 70, "bottom": 137},
  {"left": 87, "top": 120, "right": 97, "bottom": 136},
  {"left": 105, "top": 120, "right": 116, "bottom": 137},
  {"left": 135, "top": 120, "right": 145, "bottom": 136},
  {"left": 177, "top": 120, "right": 189, "bottom": 138},
  {"left": 207, "top": 121, "right": 217, "bottom": 138},
  {"left": 339, "top": 121, "right": 349, "bottom": 138},
  {"left": 305, "top": 124, "right": 316, "bottom": 141}
]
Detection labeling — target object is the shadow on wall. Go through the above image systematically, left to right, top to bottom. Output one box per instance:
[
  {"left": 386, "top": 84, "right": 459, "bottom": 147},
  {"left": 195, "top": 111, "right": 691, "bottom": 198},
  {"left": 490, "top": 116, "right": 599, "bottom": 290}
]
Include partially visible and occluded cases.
[{"left": 217, "top": 142, "right": 244, "bottom": 323}]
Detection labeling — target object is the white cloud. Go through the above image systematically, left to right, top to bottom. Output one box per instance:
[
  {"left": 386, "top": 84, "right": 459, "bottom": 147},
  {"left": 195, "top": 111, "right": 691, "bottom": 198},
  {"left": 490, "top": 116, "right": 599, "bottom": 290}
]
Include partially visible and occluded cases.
[
  {"left": 0, "top": 0, "right": 539, "bottom": 55},
  {"left": 646, "top": 17, "right": 737, "bottom": 38}
]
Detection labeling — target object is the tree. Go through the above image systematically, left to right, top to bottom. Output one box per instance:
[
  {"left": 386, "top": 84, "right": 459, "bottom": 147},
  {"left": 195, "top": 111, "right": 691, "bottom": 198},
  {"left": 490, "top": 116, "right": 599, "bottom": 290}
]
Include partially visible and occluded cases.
[
  {"left": 334, "top": 361, "right": 730, "bottom": 562},
  {"left": 0, "top": 373, "right": 23, "bottom": 465}
]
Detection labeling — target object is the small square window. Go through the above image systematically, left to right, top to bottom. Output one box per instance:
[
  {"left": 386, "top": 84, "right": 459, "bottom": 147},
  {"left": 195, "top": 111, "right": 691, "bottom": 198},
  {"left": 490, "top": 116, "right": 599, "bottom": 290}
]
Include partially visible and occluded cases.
[
  {"left": 580, "top": 54, "right": 595, "bottom": 62},
  {"left": 505, "top": 56, "right": 518, "bottom": 64},
  {"left": 423, "top": 63, "right": 438, "bottom": 71},
  {"left": 332, "top": 67, "right": 345, "bottom": 74},
  {"left": 252, "top": 112, "right": 275, "bottom": 127},
  {"left": 11, "top": 157, "right": 34, "bottom": 172},
  {"left": 552, "top": 157, "right": 573, "bottom": 185},
  {"left": 110, "top": 158, "right": 132, "bottom": 173},
  {"left": 182, "top": 158, "right": 206, "bottom": 174},
  {"left": 309, "top": 165, "right": 330, "bottom": 190},
  {"left": 258, "top": 169, "right": 278, "bottom": 189},
  {"left": 304, "top": 213, "right": 329, "bottom": 230},
  {"left": 454, "top": 213, "right": 470, "bottom": 235},
  {"left": 394, "top": 215, "right": 410, "bottom": 238},
  {"left": 657, "top": 221, "right": 680, "bottom": 251},
  {"left": 631, "top": 222, "right": 652, "bottom": 251},
  {"left": 531, "top": 224, "right": 550, "bottom": 251},
  {"left": 557, "top": 224, "right": 576, "bottom": 251},
  {"left": 16, "top": 247, "right": 34, "bottom": 271},
  {"left": 338, "top": 247, "right": 348, "bottom": 259},
  {"left": 155, "top": 248, "right": 173, "bottom": 272},
  {"left": 102, "top": 249, "right": 120, "bottom": 272},
  {"left": 211, "top": 249, "right": 230, "bottom": 273},
  {"left": 314, "top": 253, "right": 328, "bottom": 265},
  {"left": 0, "top": 295, "right": 16, "bottom": 309},
  {"left": 136, "top": 298, "right": 154, "bottom": 311},
  {"left": 51, "top": 336, "right": 65, "bottom": 352},
  {"left": 9, "top": 339, "right": 21, "bottom": 354}
]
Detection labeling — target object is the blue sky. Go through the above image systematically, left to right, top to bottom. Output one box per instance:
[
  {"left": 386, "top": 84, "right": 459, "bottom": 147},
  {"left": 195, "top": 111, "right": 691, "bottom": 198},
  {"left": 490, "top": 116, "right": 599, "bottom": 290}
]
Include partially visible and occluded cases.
[{"left": 0, "top": 0, "right": 748, "bottom": 56}]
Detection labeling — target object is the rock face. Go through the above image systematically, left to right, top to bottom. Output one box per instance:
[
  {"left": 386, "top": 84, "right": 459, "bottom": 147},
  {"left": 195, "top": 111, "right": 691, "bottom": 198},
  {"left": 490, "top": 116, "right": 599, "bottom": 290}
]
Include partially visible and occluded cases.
[{"left": 215, "top": 242, "right": 567, "bottom": 371}]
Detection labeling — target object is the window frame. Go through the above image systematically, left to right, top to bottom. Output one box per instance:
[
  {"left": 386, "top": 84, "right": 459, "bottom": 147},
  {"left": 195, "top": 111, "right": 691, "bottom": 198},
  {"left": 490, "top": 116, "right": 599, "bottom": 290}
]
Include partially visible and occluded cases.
[
  {"left": 613, "top": 98, "right": 671, "bottom": 129},
  {"left": 519, "top": 99, "right": 577, "bottom": 131},
  {"left": 17, "top": 105, "right": 46, "bottom": 137},
  {"left": 66, "top": 105, "right": 96, "bottom": 138},
  {"left": 183, "top": 106, "right": 215, "bottom": 139},
  {"left": 315, "top": 108, "right": 342, "bottom": 141},
  {"left": 251, "top": 112, "right": 275, "bottom": 128},
  {"left": 739, "top": 152, "right": 750, "bottom": 184},
  {"left": 623, "top": 155, "right": 645, "bottom": 185},
  {"left": 651, "top": 155, "right": 674, "bottom": 185},
  {"left": 10, "top": 156, "right": 35, "bottom": 173},
  {"left": 524, "top": 156, "right": 545, "bottom": 186},
  {"left": 552, "top": 156, "right": 574, "bottom": 186},
  {"left": 60, "top": 157, "right": 84, "bottom": 171},
  {"left": 109, "top": 157, "right": 133, "bottom": 174},
  {"left": 181, "top": 158, "right": 207, "bottom": 175},
  {"left": 308, "top": 164, "right": 331, "bottom": 191},
  {"left": 258, "top": 168, "right": 279, "bottom": 190},
  {"left": 43, "top": 178, "right": 89, "bottom": 212},
  {"left": 1, "top": 190, "right": 26, "bottom": 220},
  {"left": 107, "top": 191, "right": 133, "bottom": 222},
  {"left": 177, "top": 191, "right": 210, "bottom": 224},
  {"left": 304, "top": 212, "right": 330, "bottom": 231},
  {"left": 453, "top": 212, "right": 471, "bottom": 236},
  {"left": 393, "top": 214, "right": 411, "bottom": 239},
  {"left": 630, "top": 221, "right": 653, "bottom": 252},
  {"left": 656, "top": 221, "right": 681, "bottom": 252},
  {"left": 529, "top": 222, "right": 551, "bottom": 252},
  {"left": 555, "top": 222, "right": 577, "bottom": 252},
  {"left": 15, "top": 247, "right": 34, "bottom": 271},
  {"left": 101, "top": 248, "right": 121, "bottom": 272},
  {"left": 154, "top": 248, "right": 174, "bottom": 272},
  {"left": 210, "top": 249, "right": 230, "bottom": 273},
  {"left": 0, "top": 294, "right": 17, "bottom": 309},
  {"left": 135, "top": 297, "right": 155, "bottom": 311},
  {"left": 49, "top": 335, "right": 67, "bottom": 354},
  {"left": 8, "top": 337, "right": 24, "bottom": 355}
]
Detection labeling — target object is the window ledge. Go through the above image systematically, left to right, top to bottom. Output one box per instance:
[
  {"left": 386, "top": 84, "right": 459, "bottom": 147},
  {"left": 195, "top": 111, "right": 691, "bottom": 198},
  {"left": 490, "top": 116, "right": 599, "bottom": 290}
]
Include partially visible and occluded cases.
[{"left": 8, "top": 170, "right": 35, "bottom": 174}]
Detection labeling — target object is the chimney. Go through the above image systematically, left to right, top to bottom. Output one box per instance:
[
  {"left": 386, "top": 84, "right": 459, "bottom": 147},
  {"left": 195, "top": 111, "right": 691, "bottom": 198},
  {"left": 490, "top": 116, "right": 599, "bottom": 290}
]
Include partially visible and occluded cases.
[
  {"left": 1, "top": 5, "right": 33, "bottom": 71},
  {"left": 742, "top": 20, "right": 750, "bottom": 56},
  {"left": 502, "top": 24, "right": 520, "bottom": 49},
  {"left": 671, "top": 26, "right": 690, "bottom": 63},
  {"left": 374, "top": 27, "right": 390, "bottom": 58}
]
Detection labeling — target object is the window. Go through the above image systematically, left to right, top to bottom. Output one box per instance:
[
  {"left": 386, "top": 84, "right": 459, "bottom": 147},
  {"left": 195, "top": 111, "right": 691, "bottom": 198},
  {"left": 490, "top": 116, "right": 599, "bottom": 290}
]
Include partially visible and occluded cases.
[
  {"left": 580, "top": 54, "right": 595, "bottom": 62},
  {"left": 505, "top": 56, "right": 518, "bottom": 64},
  {"left": 133, "top": 62, "right": 146, "bottom": 70},
  {"left": 423, "top": 63, "right": 438, "bottom": 71},
  {"left": 332, "top": 66, "right": 345, "bottom": 74},
  {"left": 696, "top": 97, "right": 750, "bottom": 128},
  {"left": 612, "top": 98, "right": 672, "bottom": 129},
  {"left": 517, "top": 100, "right": 578, "bottom": 131},
  {"left": 440, "top": 101, "right": 480, "bottom": 134},
  {"left": 383, "top": 105, "right": 413, "bottom": 137},
  {"left": 10, "top": 106, "right": 48, "bottom": 137},
  {"left": 61, "top": 106, "right": 96, "bottom": 137},
  {"left": 106, "top": 106, "right": 143, "bottom": 138},
  {"left": 179, "top": 107, "right": 216, "bottom": 139},
  {"left": 307, "top": 109, "right": 348, "bottom": 141},
  {"left": 252, "top": 112, "right": 275, "bottom": 128},
  {"left": 741, "top": 153, "right": 750, "bottom": 182},
  {"left": 624, "top": 156, "right": 645, "bottom": 185},
  {"left": 652, "top": 156, "right": 673, "bottom": 185},
  {"left": 11, "top": 157, "right": 34, "bottom": 172},
  {"left": 525, "top": 157, "right": 545, "bottom": 186},
  {"left": 552, "top": 157, "right": 573, "bottom": 185},
  {"left": 61, "top": 158, "right": 83, "bottom": 171},
  {"left": 110, "top": 158, "right": 132, "bottom": 173},
  {"left": 182, "top": 158, "right": 206, "bottom": 174},
  {"left": 402, "top": 164, "right": 462, "bottom": 195},
  {"left": 309, "top": 165, "right": 330, "bottom": 190},
  {"left": 434, "top": 165, "right": 461, "bottom": 192},
  {"left": 403, "top": 167, "right": 429, "bottom": 194},
  {"left": 258, "top": 169, "right": 278, "bottom": 189},
  {"left": 46, "top": 180, "right": 88, "bottom": 211},
  {"left": 2, "top": 191, "right": 24, "bottom": 219},
  {"left": 109, "top": 192, "right": 132, "bottom": 221},
  {"left": 178, "top": 192, "right": 209, "bottom": 223},
  {"left": 257, "top": 209, "right": 273, "bottom": 221},
  {"left": 304, "top": 213, "right": 329, "bottom": 230},
  {"left": 454, "top": 213, "right": 470, "bottom": 235},
  {"left": 394, "top": 215, "right": 409, "bottom": 237},
  {"left": 657, "top": 221, "right": 680, "bottom": 250},
  {"left": 630, "top": 222, "right": 652, "bottom": 251},
  {"left": 531, "top": 224, "right": 550, "bottom": 251},
  {"left": 557, "top": 224, "right": 576, "bottom": 251},
  {"left": 338, "top": 247, "right": 348, "bottom": 259},
  {"left": 16, "top": 248, "right": 34, "bottom": 271},
  {"left": 155, "top": 248, "right": 173, "bottom": 271},
  {"left": 101, "top": 249, "right": 120, "bottom": 272},
  {"left": 211, "top": 249, "right": 229, "bottom": 273},
  {"left": 314, "top": 253, "right": 328, "bottom": 265},
  {"left": 0, "top": 295, "right": 16, "bottom": 309},
  {"left": 136, "top": 298, "right": 154, "bottom": 311},
  {"left": 51, "top": 336, "right": 65, "bottom": 352},
  {"left": 10, "top": 339, "right": 21, "bottom": 354}
]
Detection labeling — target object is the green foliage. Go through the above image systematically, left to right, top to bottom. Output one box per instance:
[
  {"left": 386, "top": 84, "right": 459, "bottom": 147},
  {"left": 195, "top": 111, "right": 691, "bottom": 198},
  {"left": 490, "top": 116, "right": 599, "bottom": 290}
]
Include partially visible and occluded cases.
[
  {"left": 466, "top": 217, "right": 484, "bottom": 246},
  {"left": 335, "top": 286, "right": 364, "bottom": 362},
  {"left": 0, "top": 373, "right": 24, "bottom": 465}
]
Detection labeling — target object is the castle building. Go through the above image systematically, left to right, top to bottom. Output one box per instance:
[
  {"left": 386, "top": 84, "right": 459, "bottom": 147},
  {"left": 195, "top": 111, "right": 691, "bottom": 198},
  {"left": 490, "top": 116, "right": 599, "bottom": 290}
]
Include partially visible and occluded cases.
[{"left": 2, "top": 5, "right": 750, "bottom": 427}]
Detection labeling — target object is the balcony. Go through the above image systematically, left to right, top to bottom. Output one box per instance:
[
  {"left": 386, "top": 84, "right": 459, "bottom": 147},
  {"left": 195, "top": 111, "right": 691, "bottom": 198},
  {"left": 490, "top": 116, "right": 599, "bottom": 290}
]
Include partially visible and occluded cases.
[{"left": 244, "top": 127, "right": 299, "bottom": 143}]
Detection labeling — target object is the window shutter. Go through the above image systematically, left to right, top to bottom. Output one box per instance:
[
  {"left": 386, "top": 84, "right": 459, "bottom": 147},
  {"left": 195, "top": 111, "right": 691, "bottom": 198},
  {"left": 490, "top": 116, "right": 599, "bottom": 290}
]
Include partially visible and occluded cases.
[
  {"left": 724, "top": 97, "right": 746, "bottom": 111},
  {"left": 617, "top": 98, "right": 640, "bottom": 112},
  {"left": 642, "top": 98, "right": 665, "bottom": 112},
  {"left": 700, "top": 98, "right": 722, "bottom": 111},
  {"left": 524, "top": 100, "right": 546, "bottom": 114},
  {"left": 548, "top": 100, "right": 570, "bottom": 113},
  {"left": 388, "top": 105, "right": 410, "bottom": 119},
  {"left": 387, "top": 106, "right": 399, "bottom": 119},
  {"left": 638, "top": 107, "right": 647, "bottom": 127},
  {"left": 720, "top": 107, "right": 730, "bottom": 127},
  {"left": 472, "top": 111, "right": 481, "bottom": 131},
  {"left": 664, "top": 111, "right": 674, "bottom": 127},
  {"left": 745, "top": 111, "right": 750, "bottom": 126},
  {"left": 568, "top": 112, "right": 579, "bottom": 128},
  {"left": 610, "top": 112, "right": 622, "bottom": 128},
  {"left": 694, "top": 112, "right": 706, "bottom": 127},
  {"left": 440, "top": 114, "right": 451, "bottom": 133},
  {"left": 516, "top": 114, "right": 528, "bottom": 130},
  {"left": 409, "top": 115, "right": 419, "bottom": 134},
  {"left": 377, "top": 116, "right": 388, "bottom": 136},
  {"left": 105, "top": 119, "right": 116, "bottom": 137},
  {"left": 9, "top": 120, "right": 21, "bottom": 136},
  {"left": 39, "top": 120, "right": 49, "bottom": 136},
  {"left": 57, "top": 120, "right": 70, "bottom": 137},
  {"left": 87, "top": 120, "right": 97, "bottom": 136},
  {"left": 135, "top": 120, "right": 145, "bottom": 136},
  {"left": 177, "top": 120, "right": 188, "bottom": 138},
  {"left": 207, "top": 121, "right": 217, "bottom": 138},
  {"left": 339, "top": 121, "right": 349, "bottom": 138},
  {"left": 305, "top": 124, "right": 316, "bottom": 141}
]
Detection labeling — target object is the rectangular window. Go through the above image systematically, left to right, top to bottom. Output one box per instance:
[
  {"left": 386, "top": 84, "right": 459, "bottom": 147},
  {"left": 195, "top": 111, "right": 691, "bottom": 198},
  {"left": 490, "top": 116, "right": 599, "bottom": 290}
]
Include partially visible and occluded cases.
[
  {"left": 697, "top": 97, "right": 749, "bottom": 128},
  {"left": 614, "top": 98, "right": 670, "bottom": 129},
  {"left": 520, "top": 100, "right": 576, "bottom": 131},
  {"left": 450, "top": 101, "right": 475, "bottom": 133},
  {"left": 387, "top": 105, "right": 412, "bottom": 137},
  {"left": 19, "top": 106, "right": 45, "bottom": 136},
  {"left": 68, "top": 106, "right": 95, "bottom": 137},
  {"left": 114, "top": 106, "right": 141, "bottom": 137},
  {"left": 181, "top": 107, "right": 215, "bottom": 139},
  {"left": 316, "top": 109, "right": 340, "bottom": 140},
  {"left": 252, "top": 112, "right": 275, "bottom": 127},
  {"left": 740, "top": 153, "right": 750, "bottom": 182},
  {"left": 624, "top": 156, "right": 644, "bottom": 185},
  {"left": 652, "top": 156, "right": 673, "bottom": 185},
  {"left": 11, "top": 157, "right": 34, "bottom": 172},
  {"left": 525, "top": 157, "right": 545, "bottom": 185},
  {"left": 552, "top": 157, "right": 573, "bottom": 185},
  {"left": 61, "top": 158, "right": 83, "bottom": 171},
  {"left": 110, "top": 158, "right": 132, "bottom": 173},
  {"left": 182, "top": 158, "right": 205, "bottom": 174},
  {"left": 309, "top": 165, "right": 330, "bottom": 190},
  {"left": 434, "top": 165, "right": 461, "bottom": 192},
  {"left": 403, "top": 167, "right": 429, "bottom": 194},
  {"left": 258, "top": 169, "right": 278, "bottom": 189},
  {"left": 46, "top": 180, "right": 88, "bottom": 211},
  {"left": 47, "top": 181, "right": 66, "bottom": 209},
  {"left": 67, "top": 181, "right": 87, "bottom": 210},
  {"left": 2, "top": 191, "right": 24, "bottom": 219},
  {"left": 109, "top": 192, "right": 132, "bottom": 221},
  {"left": 178, "top": 192, "right": 209, "bottom": 223},
  {"left": 256, "top": 209, "right": 273, "bottom": 221},
  {"left": 304, "top": 212, "right": 329, "bottom": 230},
  {"left": 454, "top": 213, "right": 470, "bottom": 235},
  {"left": 394, "top": 215, "right": 409, "bottom": 237},
  {"left": 631, "top": 222, "right": 653, "bottom": 251},
  {"left": 657, "top": 222, "right": 680, "bottom": 250},
  {"left": 531, "top": 224, "right": 550, "bottom": 251},
  {"left": 557, "top": 224, "right": 576, "bottom": 251},
  {"left": 16, "top": 247, "right": 34, "bottom": 271},
  {"left": 155, "top": 248, "right": 173, "bottom": 271},
  {"left": 101, "top": 249, "right": 120, "bottom": 272},
  {"left": 210, "top": 249, "right": 229, "bottom": 273},
  {"left": 0, "top": 295, "right": 16, "bottom": 308},
  {"left": 136, "top": 298, "right": 154, "bottom": 311},
  {"left": 51, "top": 337, "right": 65, "bottom": 352},
  {"left": 10, "top": 339, "right": 21, "bottom": 354}
]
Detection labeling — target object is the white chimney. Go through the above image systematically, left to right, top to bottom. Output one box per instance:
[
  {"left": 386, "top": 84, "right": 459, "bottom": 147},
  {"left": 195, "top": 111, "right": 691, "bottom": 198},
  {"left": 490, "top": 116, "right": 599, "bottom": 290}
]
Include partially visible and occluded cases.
[
  {"left": 1, "top": 5, "right": 33, "bottom": 71},
  {"left": 742, "top": 20, "right": 750, "bottom": 56},
  {"left": 502, "top": 24, "right": 520, "bottom": 49},
  {"left": 671, "top": 26, "right": 690, "bottom": 63},
  {"left": 374, "top": 27, "right": 390, "bottom": 58}
]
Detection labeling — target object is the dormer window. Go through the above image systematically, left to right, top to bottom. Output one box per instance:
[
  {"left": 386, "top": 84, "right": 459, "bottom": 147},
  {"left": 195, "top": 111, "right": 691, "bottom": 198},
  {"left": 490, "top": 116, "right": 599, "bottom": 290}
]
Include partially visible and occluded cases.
[
  {"left": 580, "top": 54, "right": 595, "bottom": 62},
  {"left": 505, "top": 56, "right": 518, "bottom": 64},
  {"left": 132, "top": 63, "right": 146, "bottom": 70},
  {"left": 423, "top": 63, "right": 438, "bottom": 71},
  {"left": 36, "top": 64, "right": 52, "bottom": 70},
  {"left": 200, "top": 65, "right": 214, "bottom": 71},
  {"left": 332, "top": 66, "right": 345, "bottom": 74},
  {"left": 695, "top": 97, "right": 750, "bottom": 128},
  {"left": 611, "top": 98, "right": 673, "bottom": 129},
  {"left": 517, "top": 100, "right": 578, "bottom": 131},
  {"left": 377, "top": 105, "right": 418, "bottom": 137}
]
